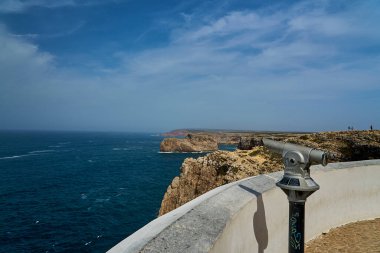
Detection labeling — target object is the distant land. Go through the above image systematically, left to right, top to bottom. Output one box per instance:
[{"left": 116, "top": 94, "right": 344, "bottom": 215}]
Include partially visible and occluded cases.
[
  {"left": 160, "top": 129, "right": 314, "bottom": 153},
  {"left": 162, "top": 129, "right": 314, "bottom": 137}
]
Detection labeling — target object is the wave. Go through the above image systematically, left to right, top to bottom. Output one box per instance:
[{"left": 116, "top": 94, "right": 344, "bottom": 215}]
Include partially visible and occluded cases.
[
  {"left": 58, "top": 142, "right": 71, "bottom": 145},
  {"left": 112, "top": 147, "right": 141, "bottom": 151},
  {"left": 0, "top": 150, "right": 55, "bottom": 160},
  {"left": 29, "top": 150, "right": 54, "bottom": 154},
  {"left": 0, "top": 154, "right": 35, "bottom": 160},
  {"left": 95, "top": 198, "right": 110, "bottom": 203}
]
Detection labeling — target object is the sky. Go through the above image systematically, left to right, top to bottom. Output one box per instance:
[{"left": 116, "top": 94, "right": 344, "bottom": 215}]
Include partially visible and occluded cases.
[{"left": 0, "top": 0, "right": 379, "bottom": 132}]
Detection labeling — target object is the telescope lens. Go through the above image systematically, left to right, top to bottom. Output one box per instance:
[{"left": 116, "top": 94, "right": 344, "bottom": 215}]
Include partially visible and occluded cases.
[{"left": 322, "top": 153, "right": 328, "bottom": 166}]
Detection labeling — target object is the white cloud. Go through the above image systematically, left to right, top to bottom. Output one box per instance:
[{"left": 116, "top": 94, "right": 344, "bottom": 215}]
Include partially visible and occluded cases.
[
  {"left": 116, "top": 0, "right": 380, "bottom": 130},
  {"left": 138, "top": 0, "right": 380, "bottom": 80},
  {"left": 181, "top": 12, "right": 262, "bottom": 41},
  {"left": 0, "top": 25, "right": 53, "bottom": 86}
]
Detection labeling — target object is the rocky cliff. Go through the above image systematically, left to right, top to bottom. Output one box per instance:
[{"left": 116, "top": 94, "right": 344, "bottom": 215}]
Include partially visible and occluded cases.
[
  {"left": 159, "top": 130, "right": 380, "bottom": 215},
  {"left": 160, "top": 130, "right": 309, "bottom": 152},
  {"left": 160, "top": 135, "right": 218, "bottom": 152},
  {"left": 159, "top": 146, "right": 283, "bottom": 215}
]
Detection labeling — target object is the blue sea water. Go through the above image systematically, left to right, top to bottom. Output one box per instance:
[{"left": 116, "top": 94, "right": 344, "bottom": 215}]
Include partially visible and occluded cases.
[{"left": 0, "top": 131, "right": 221, "bottom": 253}]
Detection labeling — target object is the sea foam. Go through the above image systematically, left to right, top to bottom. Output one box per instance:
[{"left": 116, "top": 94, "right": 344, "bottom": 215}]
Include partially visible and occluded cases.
[
  {"left": 29, "top": 150, "right": 54, "bottom": 154},
  {"left": 0, "top": 154, "right": 34, "bottom": 160}
]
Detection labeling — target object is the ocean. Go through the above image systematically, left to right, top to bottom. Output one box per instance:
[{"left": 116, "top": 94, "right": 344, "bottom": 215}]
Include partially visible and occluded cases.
[{"left": 0, "top": 131, "right": 222, "bottom": 253}]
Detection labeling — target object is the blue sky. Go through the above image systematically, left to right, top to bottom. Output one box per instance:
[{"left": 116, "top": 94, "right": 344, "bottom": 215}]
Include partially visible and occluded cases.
[{"left": 0, "top": 0, "right": 379, "bottom": 132}]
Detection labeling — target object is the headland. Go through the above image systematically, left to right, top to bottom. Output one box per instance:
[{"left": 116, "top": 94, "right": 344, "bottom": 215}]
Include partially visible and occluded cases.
[{"left": 160, "top": 129, "right": 312, "bottom": 152}]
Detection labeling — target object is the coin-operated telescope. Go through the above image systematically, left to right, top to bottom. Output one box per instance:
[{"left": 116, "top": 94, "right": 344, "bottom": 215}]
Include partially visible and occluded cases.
[{"left": 263, "top": 138, "right": 328, "bottom": 253}]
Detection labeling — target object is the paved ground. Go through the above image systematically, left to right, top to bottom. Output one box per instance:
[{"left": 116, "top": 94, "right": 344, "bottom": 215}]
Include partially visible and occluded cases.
[{"left": 305, "top": 218, "right": 380, "bottom": 253}]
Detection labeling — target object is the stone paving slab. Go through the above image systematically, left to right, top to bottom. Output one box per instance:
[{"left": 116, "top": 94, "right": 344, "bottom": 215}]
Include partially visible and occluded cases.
[{"left": 305, "top": 218, "right": 380, "bottom": 253}]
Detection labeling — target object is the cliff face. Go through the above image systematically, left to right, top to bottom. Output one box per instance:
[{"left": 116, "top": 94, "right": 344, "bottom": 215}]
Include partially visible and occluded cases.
[
  {"left": 159, "top": 130, "right": 380, "bottom": 215},
  {"left": 160, "top": 130, "right": 314, "bottom": 152},
  {"left": 283, "top": 131, "right": 380, "bottom": 162},
  {"left": 160, "top": 135, "right": 218, "bottom": 152},
  {"left": 237, "top": 137, "right": 263, "bottom": 150},
  {"left": 158, "top": 146, "right": 283, "bottom": 215}
]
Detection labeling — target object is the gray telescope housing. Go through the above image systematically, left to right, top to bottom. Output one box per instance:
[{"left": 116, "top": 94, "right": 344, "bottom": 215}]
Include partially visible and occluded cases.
[
  {"left": 263, "top": 138, "right": 328, "bottom": 202},
  {"left": 263, "top": 139, "right": 328, "bottom": 166}
]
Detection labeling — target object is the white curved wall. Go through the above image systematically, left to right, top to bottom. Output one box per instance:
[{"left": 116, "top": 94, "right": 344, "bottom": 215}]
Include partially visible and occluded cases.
[
  {"left": 108, "top": 160, "right": 380, "bottom": 253},
  {"left": 210, "top": 162, "right": 380, "bottom": 253}
]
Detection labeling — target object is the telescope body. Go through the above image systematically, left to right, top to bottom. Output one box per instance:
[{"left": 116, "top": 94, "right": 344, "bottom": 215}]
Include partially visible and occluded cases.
[
  {"left": 262, "top": 138, "right": 328, "bottom": 201},
  {"left": 262, "top": 139, "right": 327, "bottom": 166}
]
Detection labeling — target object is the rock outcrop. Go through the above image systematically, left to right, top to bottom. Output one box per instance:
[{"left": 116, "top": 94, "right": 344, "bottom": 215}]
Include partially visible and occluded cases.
[
  {"left": 159, "top": 130, "right": 380, "bottom": 215},
  {"left": 283, "top": 131, "right": 380, "bottom": 162},
  {"left": 160, "top": 135, "right": 218, "bottom": 152},
  {"left": 237, "top": 137, "right": 263, "bottom": 150},
  {"left": 159, "top": 146, "right": 283, "bottom": 215}
]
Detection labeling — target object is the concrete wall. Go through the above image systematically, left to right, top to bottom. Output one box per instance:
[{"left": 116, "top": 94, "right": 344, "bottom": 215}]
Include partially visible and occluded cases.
[{"left": 108, "top": 160, "right": 380, "bottom": 253}]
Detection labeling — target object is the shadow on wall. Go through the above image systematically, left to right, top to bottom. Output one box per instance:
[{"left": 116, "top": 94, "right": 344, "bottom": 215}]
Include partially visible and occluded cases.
[{"left": 239, "top": 185, "right": 269, "bottom": 253}]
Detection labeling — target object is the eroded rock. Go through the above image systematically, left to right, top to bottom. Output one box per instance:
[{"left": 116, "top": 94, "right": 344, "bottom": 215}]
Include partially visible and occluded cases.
[{"left": 160, "top": 135, "right": 218, "bottom": 152}]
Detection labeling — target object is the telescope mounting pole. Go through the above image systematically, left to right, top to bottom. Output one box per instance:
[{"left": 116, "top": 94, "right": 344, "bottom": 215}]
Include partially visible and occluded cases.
[
  {"left": 262, "top": 139, "right": 328, "bottom": 253},
  {"left": 278, "top": 151, "right": 319, "bottom": 253},
  {"left": 287, "top": 191, "right": 307, "bottom": 253}
]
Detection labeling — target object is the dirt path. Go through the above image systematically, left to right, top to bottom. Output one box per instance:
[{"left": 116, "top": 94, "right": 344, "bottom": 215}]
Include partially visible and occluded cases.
[{"left": 305, "top": 218, "right": 380, "bottom": 253}]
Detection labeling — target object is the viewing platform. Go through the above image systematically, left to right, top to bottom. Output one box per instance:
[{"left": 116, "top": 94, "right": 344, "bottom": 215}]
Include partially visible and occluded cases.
[
  {"left": 108, "top": 159, "right": 380, "bottom": 253},
  {"left": 305, "top": 218, "right": 380, "bottom": 252}
]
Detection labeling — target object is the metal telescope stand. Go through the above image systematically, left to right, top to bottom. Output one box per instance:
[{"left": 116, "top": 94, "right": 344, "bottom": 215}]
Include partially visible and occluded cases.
[{"left": 263, "top": 139, "right": 328, "bottom": 253}]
